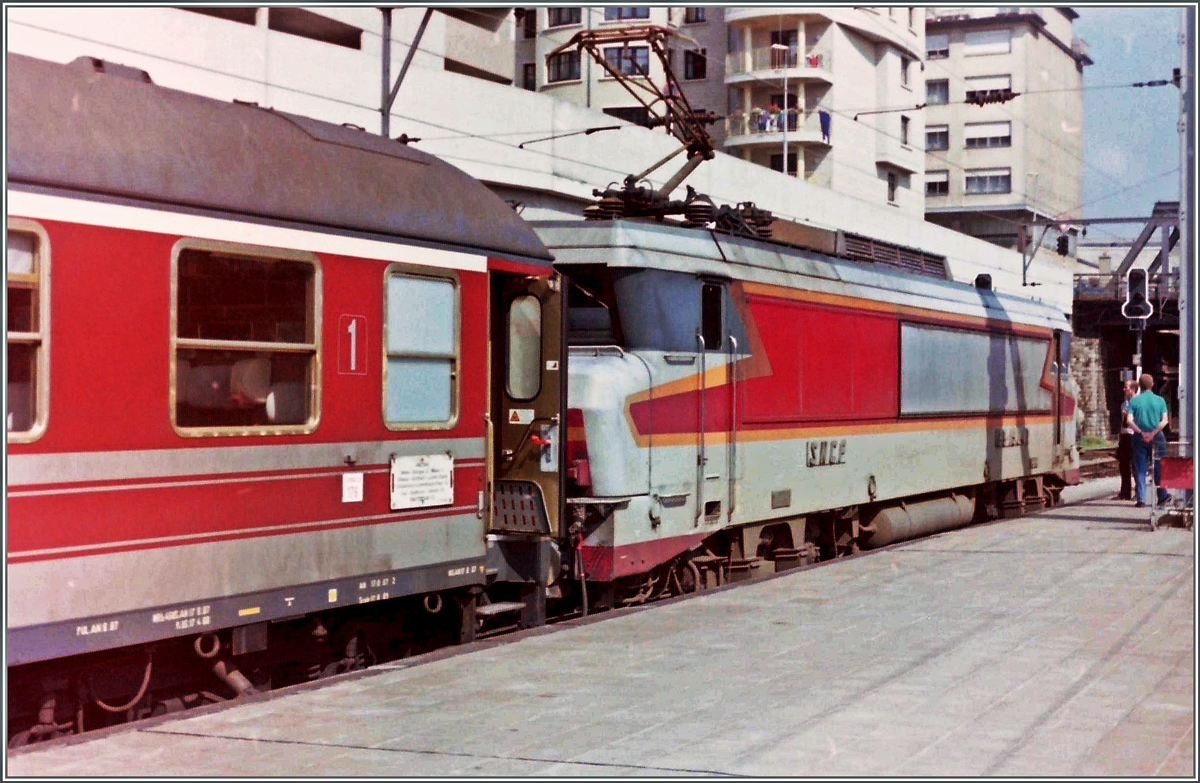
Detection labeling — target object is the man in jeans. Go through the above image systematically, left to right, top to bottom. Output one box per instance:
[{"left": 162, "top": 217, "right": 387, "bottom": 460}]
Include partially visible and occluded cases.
[{"left": 1126, "top": 373, "right": 1170, "bottom": 508}]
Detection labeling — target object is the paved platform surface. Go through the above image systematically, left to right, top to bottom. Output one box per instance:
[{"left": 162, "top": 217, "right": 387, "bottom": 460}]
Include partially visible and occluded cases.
[{"left": 8, "top": 478, "right": 1195, "bottom": 777}]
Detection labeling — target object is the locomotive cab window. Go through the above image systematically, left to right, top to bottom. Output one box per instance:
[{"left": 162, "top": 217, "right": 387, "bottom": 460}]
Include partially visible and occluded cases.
[
  {"left": 7, "top": 220, "right": 49, "bottom": 442},
  {"left": 172, "top": 242, "right": 320, "bottom": 434},
  {"left": 384, "top": 269, "right": 459, "bottom": 427},
  {"left": 700, "top": 282, "right": 723, "bottom": 350},
  {"left": 507, "top": 295, "right": 542, "bottom": 400}
]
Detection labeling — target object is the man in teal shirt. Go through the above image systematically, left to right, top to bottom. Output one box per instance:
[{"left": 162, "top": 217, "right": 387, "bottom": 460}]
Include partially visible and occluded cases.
[{"left": 1126, "top": 373, "right": 1170, "bottom": 507}]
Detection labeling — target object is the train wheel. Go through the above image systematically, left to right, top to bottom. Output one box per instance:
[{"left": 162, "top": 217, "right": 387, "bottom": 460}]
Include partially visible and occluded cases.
[{"left": 671, "top": 560, "right": 701, "bottom": 595}]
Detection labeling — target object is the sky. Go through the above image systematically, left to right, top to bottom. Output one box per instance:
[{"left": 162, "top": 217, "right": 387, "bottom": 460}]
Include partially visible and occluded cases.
[{"left": 1073, "top": 6, "right": 1185, "bottom": 241}]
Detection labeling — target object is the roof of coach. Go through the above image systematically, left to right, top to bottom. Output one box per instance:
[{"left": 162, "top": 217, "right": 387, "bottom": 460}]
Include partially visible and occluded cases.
[
  {"left": 6, "top": 53, "right": 553, "bottom": 265},
  {"left": 533, "top": 219, "right": 1068, "bottom": 331}
]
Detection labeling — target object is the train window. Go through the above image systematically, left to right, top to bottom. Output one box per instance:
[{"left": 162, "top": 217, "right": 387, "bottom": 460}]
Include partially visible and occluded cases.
[
  {"left": 7, "top": 220, "right": 49, "bottom": 442},
  {"left": 172, "top": 243, "right": 320, "bottom": 434},
  {"left": 566, "top": 265, "right": 623, "bottom": 347},
  {"left": 609, "top": 268, "right": 745, "bottom": 353},
  {"left": 384, "top": 271, "right": 458, "bottom": 427},
  {"left": 701, "top": 283, "right": 723, "bottom": 350},
  {"left": 507, "top": 295, "right": 542, "bottom": 400}
]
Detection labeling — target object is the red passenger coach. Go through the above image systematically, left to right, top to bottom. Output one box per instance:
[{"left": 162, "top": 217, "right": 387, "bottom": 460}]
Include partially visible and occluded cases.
[{"left": 6, "top": 52, "right": 562, "bottom": 737}]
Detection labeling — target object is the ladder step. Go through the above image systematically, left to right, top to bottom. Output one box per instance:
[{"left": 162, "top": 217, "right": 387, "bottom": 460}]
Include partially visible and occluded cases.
[{"left": 475, "top": 601, "right": 526, "bottom": 617}]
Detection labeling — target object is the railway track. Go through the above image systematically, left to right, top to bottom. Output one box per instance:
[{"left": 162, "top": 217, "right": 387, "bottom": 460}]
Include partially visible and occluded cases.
[{"left": 1078, "top": 448, "right": 1118, "bottom": 480}]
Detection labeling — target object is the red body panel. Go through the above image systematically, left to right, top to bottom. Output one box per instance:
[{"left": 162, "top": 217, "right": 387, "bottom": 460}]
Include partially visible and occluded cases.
[
  {"left": 8, "top": 218, "right": 490, "bottom": 560},
  {"left": 742, "top": 296, "right": 899, "bottom": 423},
  {"left": 580, "top": 532, "right": 708, "bottom": 581}
]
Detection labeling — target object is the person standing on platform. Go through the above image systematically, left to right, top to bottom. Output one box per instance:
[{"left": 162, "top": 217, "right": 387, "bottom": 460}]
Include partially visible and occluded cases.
[
  {"left": 1126, "top": 373, "right": 1170, "bottom": 508},
  {"left": 1116, "top": 380, "right": 1137, "bottom": 500}
]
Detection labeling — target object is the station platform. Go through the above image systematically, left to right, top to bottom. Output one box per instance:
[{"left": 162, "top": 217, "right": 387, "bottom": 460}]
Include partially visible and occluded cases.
[{"left": 8, "top": 478, "right": 1194, "bottom": 777}]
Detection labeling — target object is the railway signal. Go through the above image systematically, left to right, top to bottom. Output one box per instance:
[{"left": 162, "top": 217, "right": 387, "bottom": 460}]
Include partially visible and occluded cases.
[{"left": 1121, "top": 268, "right": 1154, "bottom": 320}]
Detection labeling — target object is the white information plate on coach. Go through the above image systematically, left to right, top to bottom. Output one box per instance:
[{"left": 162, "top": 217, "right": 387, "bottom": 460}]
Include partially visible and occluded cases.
[{"left": 389, "top": 454, "right": 454, "bottom": 510}]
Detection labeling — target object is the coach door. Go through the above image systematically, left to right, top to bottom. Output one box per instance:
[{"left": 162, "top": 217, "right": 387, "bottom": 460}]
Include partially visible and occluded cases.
[{"left": 489, "top": 271, "right": 565, "bottom": 537}]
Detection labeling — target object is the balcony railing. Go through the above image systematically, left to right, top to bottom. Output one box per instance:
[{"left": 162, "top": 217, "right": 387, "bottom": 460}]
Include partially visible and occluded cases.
[
  {"left": 725, "top": 48, "right": 830, "bottom": 77},
  {"left": 726, "top": 108, "right": 833, "bottom": 143},
  {"left": 726, "top": 109, "right": 800, "bottom": 137}
]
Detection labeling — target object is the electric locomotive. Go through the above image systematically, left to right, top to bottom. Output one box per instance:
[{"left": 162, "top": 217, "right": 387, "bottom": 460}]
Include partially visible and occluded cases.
[{"left": 539, "top": 218, "right": 1080, "bottom": 604}]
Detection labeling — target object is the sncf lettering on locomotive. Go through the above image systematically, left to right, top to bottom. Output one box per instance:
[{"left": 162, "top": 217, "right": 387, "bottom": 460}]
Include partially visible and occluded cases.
[
  {"left": 993, "top": 427, "right": 1029, "bottom": 449},
  {"left": 807, "top": 439, "right": 847, "bottom": 467}
]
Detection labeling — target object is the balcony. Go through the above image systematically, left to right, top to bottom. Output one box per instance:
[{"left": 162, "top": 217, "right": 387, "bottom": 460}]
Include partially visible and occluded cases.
[
  {"left": 725, "top": 48, "right": 832, "bottom": 84},
  {"left": 724, "top": 108, "right": 831, "bottom": 148}
]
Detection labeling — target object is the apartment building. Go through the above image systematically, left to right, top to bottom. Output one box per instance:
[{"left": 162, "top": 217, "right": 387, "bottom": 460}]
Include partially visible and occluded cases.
[
  {"left": 513, "top": 7, "right": 729, "bottom": 146},
  {"left": 516, "top": 7, "right": 927, "bottom": 216},
  {"left": 921, "top": 7, "right": 1091, "bottom": 250},
  {"left": 723, "top": 8, "right": 926, "bottom": 213}
]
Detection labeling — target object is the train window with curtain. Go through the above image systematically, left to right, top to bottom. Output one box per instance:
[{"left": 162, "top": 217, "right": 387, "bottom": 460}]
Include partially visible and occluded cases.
[
  {"left": 7, "top": 220, "right": 49, "bottom": 442},
  {"left": 172, "top": 242, "right": 320, "bottom": 434},
  {"left": 384, "top": 270, "right": 459, "bottom": 426},
  {"left": 507, "top": 295, "right": 542, "bottom": 400}
]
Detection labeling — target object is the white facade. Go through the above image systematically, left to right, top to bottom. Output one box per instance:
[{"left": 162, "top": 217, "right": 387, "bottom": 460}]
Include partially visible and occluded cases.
[
  {"left": 5, "top": 6, "right": 1073, "bottom": 312},
  {"left": 515, "top": 7, "right": 729, "bottom": 147},
  {"left": 922, "top": 7, "right": 1090, "bottom": 249},
  {"left": 723, "top": 8, "right": 927, "bottom": 215}
]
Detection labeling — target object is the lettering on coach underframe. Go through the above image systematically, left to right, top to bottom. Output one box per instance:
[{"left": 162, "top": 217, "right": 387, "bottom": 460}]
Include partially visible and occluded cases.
[{"left": 807, "top": 439, "right": 847, "bottom": 467}]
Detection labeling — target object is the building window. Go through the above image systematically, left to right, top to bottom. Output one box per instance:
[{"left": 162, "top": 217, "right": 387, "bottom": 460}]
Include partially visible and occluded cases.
[
  {"left": 547, "top": 7, "right": 581, "bottom": 27},
  {"left": 684, "top": 7, "right": 706, "bottom": 23},
  {"left": 267, "top": 8, "right": 362, "bottom": 50},
  {"left": 521, "top": 8, "right": 536, "bottom": 38},
  {"left": 604, "top": 8, "right": 650, "bottom": 21},
  {"left": 964, "top": 28, "right": 1011, "bottom": 56},
  {"left": 926, "top": 33, "right": 949, "bottom": 59},
  {"left": 604, "top": 45, "right": 650, "bottom": 77},
  {"left": 684, "top": 49, "right": 707, "bottom": 80},
  {"left": 547, "top": 51, "right": 581, "bottom": 82},
  {"left": 901, "top": 57, "right": 911, "bottom": 87},
  {"left": 522, "top": 62, "right": 536, "bottom": 91},
  {"left": 964, "top": 74, "right": 1012, "bottom": 104},
  {"left": 926, "top": 79, "right": 949, "bottom": 104},
  {"left": 604, "top": 106, "right": 654, "bottom": 127},
  {"left": 900, "top": 116, "right": 910, "bottom": 146},
  {"left": 964, "top": 121, "right": 1012, "bottom": 148},
  {"left": 925, "top": 124, "right": 949, "bottom": 151},
  {"left": 770, "top": 153, "right": 798, "bottom": 176},
  {"left": 965, "top": 167, "right": 1012, "bottom": 194},
  {"left": 926, "top": 169, "right": 950, "bottom": 196},
  {"left": 887, "top": 171, "right": 898, "bottom": 203},
  {"left": 7, "top": 220, "right": 48, "bottom": 441},
  {"left": 173, "top": 243, "right": 320, "bottom": 434},
  {"left": 385, "top": 271, "right": 459, "bottom": 426}
]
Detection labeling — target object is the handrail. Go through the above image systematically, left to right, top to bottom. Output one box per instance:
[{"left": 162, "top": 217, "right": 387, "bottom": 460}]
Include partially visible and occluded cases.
[
  {"left": 695, "top": 332, "right": 706, "bottom": 527},
  {"left": 727, "top": 335, "right": 738, "bottom": 521}
]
